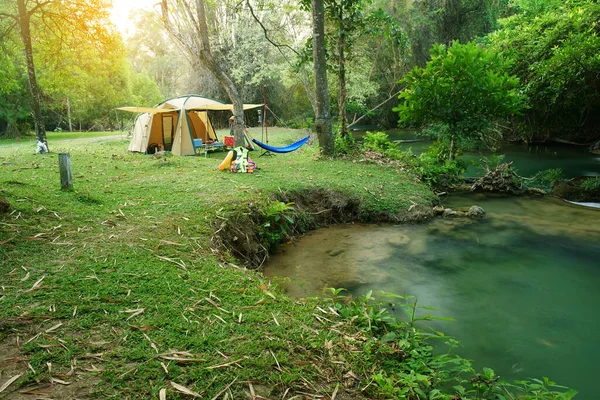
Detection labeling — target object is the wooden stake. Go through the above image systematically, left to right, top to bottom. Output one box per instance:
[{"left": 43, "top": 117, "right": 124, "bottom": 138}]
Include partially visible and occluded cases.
[{"left": 58, "top": 153, "right": 73, "bottom": 191}]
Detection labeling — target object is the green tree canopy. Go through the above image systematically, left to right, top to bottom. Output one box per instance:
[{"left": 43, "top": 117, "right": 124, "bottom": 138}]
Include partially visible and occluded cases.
[
  {"left": 487, "top": 0, "right": 600, "bottom": 141},
  {"left": 395, "top": 41, "right": 526, "bottom": 159}
]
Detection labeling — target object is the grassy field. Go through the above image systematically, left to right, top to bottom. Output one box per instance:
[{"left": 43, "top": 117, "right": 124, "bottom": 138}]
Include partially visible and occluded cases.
[
  {"left": 0, "top": 129, "right": 437, "bottom": 398},
  {"left": 0, "top": 130, "right": 125, "bottom": 146}
]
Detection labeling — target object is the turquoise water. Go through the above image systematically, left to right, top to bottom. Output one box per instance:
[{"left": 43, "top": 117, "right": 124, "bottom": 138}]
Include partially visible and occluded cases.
[
  {"left": 353, "top": 130, "right": 600, "bottom": 178},
  {"left": 264, "top": 195, "right": 600, "bottom": 398}
]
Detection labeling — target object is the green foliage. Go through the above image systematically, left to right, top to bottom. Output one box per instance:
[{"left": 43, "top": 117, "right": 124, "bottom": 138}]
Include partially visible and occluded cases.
[
  {"left": 0, "top": 0, "right": 148, "bottom": 132},
  {"left": 488, "top": 0, "right": 600, "bottom": 139},
  {"left": 396, "top": 41, "right": 526, "bottom": 158},
  {"left": 286, "top": 115, "right": 314, "bottom": 130},
  {"left": 334, "top": 131, "right": 360, "bottom": 156},
  {"left": 362, "top": 131, "right": 395, "bottom": 153},
  {"left": 359, "top": 133, "right": 466, "bottom": 188},
  {"left": 414, "top": 142, "right": 468, "bottom": 187},
  {"left": 480, "top": 154, "right": 506, "bottom": 170},
  {"left": 529, "top": 168, "right": 564, "bottom": 191},
  {"left": 580, "top": 177, "right": 600, "bottom": 191},
  {"left": 258, "top": 201, "right": 296, "bottom": 251},
  {"left": 328, "top": 289, "right": 576, "bottom": 399}
]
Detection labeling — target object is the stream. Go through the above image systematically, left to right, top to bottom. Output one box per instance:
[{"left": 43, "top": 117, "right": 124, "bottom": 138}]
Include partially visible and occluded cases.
[{"left": 264, "top": 194, "right": 600, "bottom": 398}]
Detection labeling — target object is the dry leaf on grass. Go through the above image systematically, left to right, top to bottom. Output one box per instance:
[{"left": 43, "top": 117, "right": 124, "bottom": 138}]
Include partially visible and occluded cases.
[
  {"left": 22, "top": 275, "right": 45, "bottom": 292},
  {"left": 121, "top": 308, "right": 145, "bottom": 321},
  {"left": 45, "top": 322, "right": 63, "bottom": 333},
  {"left": 205, "top": 358, "right": 244, "bottom": 370},
  {"left": 0, "top": 374, "right": 22, "bottom": 393},
  {"left": 50, "top": 377, "right": 71, "bottom": 385},
  {"left": 170, "top": 382, "right": 201, "bottom": 398},
  {"left": 159, "top": 388, "right": 167, "bottom": 400}
]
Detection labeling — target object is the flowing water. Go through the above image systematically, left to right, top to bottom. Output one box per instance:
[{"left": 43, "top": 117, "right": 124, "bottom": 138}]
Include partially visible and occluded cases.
[{"left": 263, "top": 195, "right": 600, "bottom": 398}]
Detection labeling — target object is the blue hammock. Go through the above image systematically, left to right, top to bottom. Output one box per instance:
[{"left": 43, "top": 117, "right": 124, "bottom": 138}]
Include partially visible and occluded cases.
[{"left": 252, "top": 135, "right": 310, "bottom": 153}]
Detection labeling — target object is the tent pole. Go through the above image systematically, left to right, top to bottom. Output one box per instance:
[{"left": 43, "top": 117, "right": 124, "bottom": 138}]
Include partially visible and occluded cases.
[
  {"left": 260, "top": 85, "right": 274, "bottom": 157},
  {"left": 262, "top": 85, "right": 266, "bottom": 143}
]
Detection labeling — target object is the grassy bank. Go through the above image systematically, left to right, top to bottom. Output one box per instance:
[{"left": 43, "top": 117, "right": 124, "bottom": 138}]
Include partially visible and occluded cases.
[{"left": 1, "top": 129, "right": 439, "bottom": 398}]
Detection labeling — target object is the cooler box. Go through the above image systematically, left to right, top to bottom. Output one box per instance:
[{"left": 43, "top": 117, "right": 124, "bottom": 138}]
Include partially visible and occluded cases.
[{"left": 223, "top": 136, "right": 234, "bottom": 147}]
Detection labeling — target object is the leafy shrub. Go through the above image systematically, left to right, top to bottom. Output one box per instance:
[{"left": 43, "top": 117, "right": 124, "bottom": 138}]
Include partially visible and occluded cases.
[
  {"left": 396, "top": 41, "right": 526, "bottom": 160},
  {"left": 286, "top": 115, "right": 313, "bottom": 129},
  {"left": 362, "top": 131, "right": 394, "bottom": 152},
  {"left": 334, "top": 132, "right": 360, "bottom": 156},
  {"left": 360, "top": 134, "right": 466, "bottom": 188},
  {"left": 413, "top": 142, "right": 468, "bottom": 187},
  {"left": 529, "top": 168, "right": 564, "bottom": 191},
  {"left": 579, "top": 176, "right": 600, "bottom": 191},
  {"left": 257, "top": 201, "right": 295, "bottom": 251},
  {"left": 328, "top": 289, "right": 576, "bottom": 399}
]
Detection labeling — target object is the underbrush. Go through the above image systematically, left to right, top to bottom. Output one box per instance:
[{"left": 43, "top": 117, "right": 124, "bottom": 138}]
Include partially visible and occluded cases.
[
  {"left": 338, "top": 131, "right": 467, "bottom": 189},
  {"left": 331, "top": 290, "right": 577, "bottom": 399}
]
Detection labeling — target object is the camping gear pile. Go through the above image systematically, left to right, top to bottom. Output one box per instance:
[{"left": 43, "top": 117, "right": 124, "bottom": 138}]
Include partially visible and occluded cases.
[{"left": 218, "top": 147, "right": 257, "bottom": 173}]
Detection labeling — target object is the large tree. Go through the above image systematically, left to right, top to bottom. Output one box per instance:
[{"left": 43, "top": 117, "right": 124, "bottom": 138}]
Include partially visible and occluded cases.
[
  {"left": 1, "top": 0, "right": 134, "bottom": 138},
  {"left": 15, "top": 0, "right": 46, "bottom": 149},
  {"left": 161, "top": 0, "right": 246, "bottom": 146},
  {"left": 311, "top": 0, "right": 334, "bottom": 155}
]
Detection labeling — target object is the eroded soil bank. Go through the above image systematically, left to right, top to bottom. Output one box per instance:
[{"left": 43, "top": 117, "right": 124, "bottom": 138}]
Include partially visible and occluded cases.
[{"left": 211, "top": 188, "right": 435, "bottom": 268}]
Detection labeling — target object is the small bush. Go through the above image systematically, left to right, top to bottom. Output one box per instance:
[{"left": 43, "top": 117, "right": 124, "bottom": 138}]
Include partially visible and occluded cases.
[
  {"left": 286, "top": 115, "right": 313, "bottom": 129},
  {"left": 334, "top": 133, "right": 360, "bottom": 156},
  {"left": 413, "top": 142, "right": 467, "bottom": 187},
  {"left": 529, "top": 168, "right": 564, "bottom": 191},
  {"left": 580, "top": 176, "right": 600, "bottom": 191},
  {"left": 258, "top": 201, "right": 295, "bottom": 252}
]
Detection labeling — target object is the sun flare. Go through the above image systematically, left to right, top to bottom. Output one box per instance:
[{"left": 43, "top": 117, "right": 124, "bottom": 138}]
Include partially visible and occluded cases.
[{"left": 109, "top": 0, "right": 157, "bottom": 37}]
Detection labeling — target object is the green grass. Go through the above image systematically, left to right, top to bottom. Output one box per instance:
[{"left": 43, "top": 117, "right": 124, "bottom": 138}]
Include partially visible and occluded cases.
[
  {"left": 0, "top": 129, "right": 436, "bottom": 398},
  {"left": 0, "top": 130, "right": 126, "bottom": 147}
]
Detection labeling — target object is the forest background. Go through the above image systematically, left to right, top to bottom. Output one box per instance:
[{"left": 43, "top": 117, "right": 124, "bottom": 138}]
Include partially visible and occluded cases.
[{"left": 1, "top": 0, "right": 599, "bottom": 146}]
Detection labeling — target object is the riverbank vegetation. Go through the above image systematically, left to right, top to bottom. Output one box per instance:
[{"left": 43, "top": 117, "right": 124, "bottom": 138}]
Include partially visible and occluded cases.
[{"left": 0, "top": 132, "right": 577, "bottom": 398}]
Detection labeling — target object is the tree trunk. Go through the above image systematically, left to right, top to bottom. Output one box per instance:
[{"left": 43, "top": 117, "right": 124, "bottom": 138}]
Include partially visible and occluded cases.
[
  {"left": 17, "top": 0, "right": 48, "bottom": 151},
  {"left": 191, "top": 0, "right": 244, "bottom": 146},
  {"left": 311, "top": 0, "right": 334, "bottom": 155},
  {"left": 338, "top": 8, "right": 348, "bottom": 138},
  {"left": 67, "top": 97, "right": 73, "bottom": 132},
  {"left": 449, "top": 136, "right": 456, "bottom": 161}
]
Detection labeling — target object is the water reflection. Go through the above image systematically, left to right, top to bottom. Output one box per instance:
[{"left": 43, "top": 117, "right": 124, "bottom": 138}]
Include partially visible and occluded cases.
[
  {"left": 352, "top": 130, "right": 600, "bottom": 178},
  {"left": 264, "top": 195, "right": 600, "bottom": 398}
]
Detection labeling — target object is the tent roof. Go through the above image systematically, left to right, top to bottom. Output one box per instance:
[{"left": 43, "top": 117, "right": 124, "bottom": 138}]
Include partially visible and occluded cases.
[{"left": 117, "top": 94, "right": 262, "bottom": 114}]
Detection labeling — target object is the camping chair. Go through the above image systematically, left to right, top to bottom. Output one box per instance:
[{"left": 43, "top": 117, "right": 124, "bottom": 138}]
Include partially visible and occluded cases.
[
  {"left": 193, "top": 138, "right": 207, "bottom": 157},
  {"left": 193, "top": 138, "right": 225, "bottom": 157}
]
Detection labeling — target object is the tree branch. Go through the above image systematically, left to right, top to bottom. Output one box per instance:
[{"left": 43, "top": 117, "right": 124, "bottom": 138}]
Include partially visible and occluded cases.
[
  {"left": 27, "top": 0, "right": 52, "bottom": 18},
  {"left": 245, "top": 0, "right": 299, "bottom": 56},
  {"left": 346, "top": 89, "right": 404, "bottom": 129}
]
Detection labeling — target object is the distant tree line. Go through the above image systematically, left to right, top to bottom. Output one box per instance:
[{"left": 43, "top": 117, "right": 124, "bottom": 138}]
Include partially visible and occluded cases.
[{"left": 1, "top": 0, "right": 598, "bottom": 146}]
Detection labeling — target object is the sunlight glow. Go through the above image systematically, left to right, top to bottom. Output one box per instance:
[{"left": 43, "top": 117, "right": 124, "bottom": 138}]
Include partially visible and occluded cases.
[{"left": 109, "top": 0, "right": 158, "bottom": 37}]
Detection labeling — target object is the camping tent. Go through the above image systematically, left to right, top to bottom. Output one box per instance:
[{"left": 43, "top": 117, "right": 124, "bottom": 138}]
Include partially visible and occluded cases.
[{"left": 118, "top": 94, "right": 261, "bottom": 156}]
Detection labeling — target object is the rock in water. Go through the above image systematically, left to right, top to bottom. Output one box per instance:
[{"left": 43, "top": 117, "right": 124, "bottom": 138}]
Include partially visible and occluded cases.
[
  {"left": 0, "top": 196, "right": 9, "bottom": 213},
  {"left": 468, "top": 205, "right": 486, "bottom": 218},
  {"left": 443, "top": 208, "right": 458, "bottom": 218}
]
